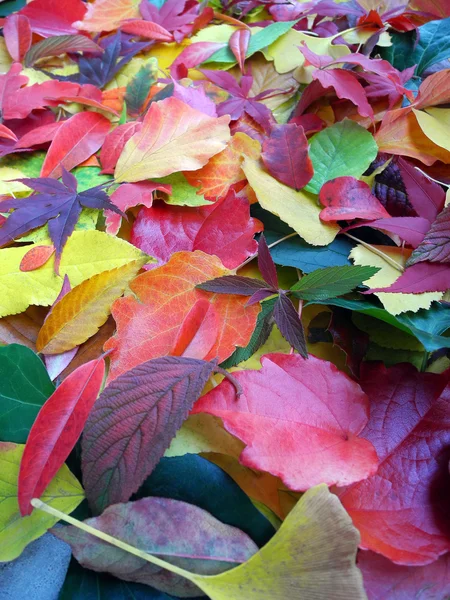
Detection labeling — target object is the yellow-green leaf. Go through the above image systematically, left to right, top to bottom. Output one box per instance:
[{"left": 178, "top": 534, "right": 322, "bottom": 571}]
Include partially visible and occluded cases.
[
  {"left": 242, "top": 158, "right": 339, "bottom": 246},
  {"left": 0, "top": 230, "right": 148, "bottom": 318},
  {"left": 36, "top": 259, "right": 149, "bottom": 355},
  {"left": 0, "top": 442, "right": 84, "bottom": 562}
]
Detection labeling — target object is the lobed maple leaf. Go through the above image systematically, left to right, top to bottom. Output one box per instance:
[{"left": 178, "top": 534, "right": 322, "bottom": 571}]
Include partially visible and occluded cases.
[{"left": 0, "top": 168, "right": 123, "bottom": 270}]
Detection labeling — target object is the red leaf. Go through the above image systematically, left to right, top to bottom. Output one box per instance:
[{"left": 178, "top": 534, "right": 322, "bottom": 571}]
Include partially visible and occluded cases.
[
  {"left": 19, "top": 0, "right": 87, "bottom": 37},
  {"left": 3, "top": 14, "right": 32, "bottom": 62},
  {"left": 120, "top": 19, "right": 173, "bottom": 41},
  {"left": 229, "top": 29, "right": 250, "bottom": 73},
  {"left": 170, "top": 41, "right": 226, "bottom": 79},
  {"left": 414, "top": 69, "right": 450, "bottom": 110},
  {"left": 41, "top": 112, "right": 111, "bottom": 179},
  {"left": 15, "top": 121, "right": 64, "bottom": 149},
  {"left": 100, "top": 121, "right": 142, "bottom": 175},
  {"left": 0, "top": 123, "right": 18, "bottom": 142},
  {"left": 261, "top": 123, "right": 314, "bottom": 191},
  {"left": 398, "top": 158, "right": 445, "bottom": 223},
  {"left": 319, "top": 177, "right": 391, "bottom": 221},
  {"left": 105, "top": 181, "right": 171, "bottom": 235},
  {"left": 131, "top": 190, "right": 262, "bottom": 270},
  {"left": 407, "top": 206, "right": 450, "bottom": 265},
  {"left": 20, "top": 245, "right": 55, "bottom": 272},
  {"left": 368, "top": 262, "right": 450, "bottom": 293},
  {"left": 170, "top": 299, "right": 220, "bottom": 359},
  {"left": 192, "top": 353, "right": 378, "bottom": 490},
  {"left": 82, "top": 356, "right": 216, "bottom": 512},
  {"left": 18, "top": 357, "right": 105, "bottom": 516},
  {"left": 338, "top": 362, "right": 450, "bottom": 565},
  {"left": 359, "top": 551, "right": 450, "bottom": 599}
]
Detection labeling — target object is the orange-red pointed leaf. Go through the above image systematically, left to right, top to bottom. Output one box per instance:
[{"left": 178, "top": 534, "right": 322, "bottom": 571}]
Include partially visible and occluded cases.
[{"left": 20, "top": 245, "right": 55, "bottom": 272}]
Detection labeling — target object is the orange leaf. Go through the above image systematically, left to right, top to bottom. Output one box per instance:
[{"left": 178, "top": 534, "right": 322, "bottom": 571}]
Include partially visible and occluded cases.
[
  {"left": 73, "top": 0, "right": 140, "bottom": 32},
  {"left": 114, "top": 96, "right": 231, "bottom": 183},
  {"left": 375, "top": 107, "right": 450, "bottom": 165},
  {"left": 183, "top": 132, "right": 261, "bottom": 200},
  {"left": 20, "top": 245, "right": 55, "bottom": 272},
  {"left": 105, "top": 251, "right": 260, "bottom": 381},
  {"left": 171, "top": 299, "right": 220, "bottom": 359}
]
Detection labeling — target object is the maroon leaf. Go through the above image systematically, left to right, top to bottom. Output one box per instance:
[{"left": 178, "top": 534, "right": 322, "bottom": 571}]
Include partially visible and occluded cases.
[
  {"left": 14, "top": 121, "right": 65, "bottom": 150},
  {"left": 261, "top": 123, "right": 314, "bottom": 191},
  {"left": 398, "top": 158, "right": 445, "bottom": 223},
  {"left": 319, "top": 177, "right": 391, "bottom": 221},
  {"left": 407, "top": 206, "right": 450, "bottom": 265},
  {"left": 366, "top": 216, "right": 429, "bottom": 248},
  {"left": 257, "top": 234, "right": 278, "bottom": 290},
  {"left": 367, "top": 262, "right": 450, "bottom": 293},
  {"left": 197, "top": 275, "right": 270, "bottom": 296},
  {"left": 273, "top": 293, "right": 307, "bottom": 358},
  {"left": 327, "top": 308, "right": 369, "bottom": 378},
  {"left": 82, "top": 356, "right": 217, "bottom": 513},
  {"left": 18, "top": 357, "right": 105, "bottom": 515},
  {"left": 338, "top": 362, "right": 450, "bottom": 565},
  {"left": 53, "top": 496, "right": 258, "bottom": 596},
  {"left": 359, "top": 550, "right": 450, "bottom": 599}
]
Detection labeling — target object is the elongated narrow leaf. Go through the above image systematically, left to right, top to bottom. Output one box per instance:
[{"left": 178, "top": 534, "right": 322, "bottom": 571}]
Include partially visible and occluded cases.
[
  {"left": 24, "top": 34, "right": 102, "bottom": 67},
  {"left": 124, "top": 62, "right": 157, "bottom": 117},
  {"left": 257, "top": 234, "right": 278, "bottom": 290},
  {"left": 36, "top": 259, "right": 148, "bottom": 355},
  {"left": 290, "top": 266, "right": 380, "bottom": 301},
  {"left": 197, "top": 275, "right": 270, "bottom": 296},
  {"left": 273, "top": 293, "right": 307, "bottom": 358},
  {"left": 82, "top": 356, "right": 216, "bottom": 513},
  {"left": 18, "top": 357, "right": 105, "bottom": 516},
  {"left": 54, "top": 496, "right": 258, "bottom": 597}
]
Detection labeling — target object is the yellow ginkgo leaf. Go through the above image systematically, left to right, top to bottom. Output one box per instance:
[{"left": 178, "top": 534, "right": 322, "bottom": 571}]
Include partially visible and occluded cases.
[
  {"left": 413, "top": 107, "right": 450, "bottom": 152},
  {"left": 242, "top": 158, "right": 339, "bottom": 246},
  {"left": 0, "top": 230, "right": 149, "bottom": 318},
  {"left": 350, "top": 244, "right": 442, "bottom": 315},
  {"left": 36, "top": 259, "right": 149, "bottom": 355},
  {"left": 0, "top": 442, "right": 84, "bottom": 562}
]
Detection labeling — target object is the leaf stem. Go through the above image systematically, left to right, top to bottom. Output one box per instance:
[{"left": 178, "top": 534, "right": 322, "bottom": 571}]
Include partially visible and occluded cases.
[
  {"left": 237, "top": 232, "right": 298, "bottom": 271},
  {"left": 344, "top": 233, "right": 404, "bottom": 273},
  {"left": 213, "top": 366, "right": 243, "bottom": 397},
  {"left": 31, "top": 498, "right": 197, "bottom": 582}
]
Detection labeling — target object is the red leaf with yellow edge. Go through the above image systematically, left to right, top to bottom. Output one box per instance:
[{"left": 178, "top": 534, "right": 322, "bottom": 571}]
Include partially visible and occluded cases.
[
  {"left": 41, "top": 112, "right": 111, "bottom": 179},
  {"left": 183, "top": 132, "right": 260, "bottom": 201},
  {"left": 319, "top": 177, "right": 391, "bottom": 221},
  {"left": 131, "top": 189, "right": 262, "bottom": 269},
  {"left": 20, "top": 245, "right": 55, "bottom": 272},
  {"left": 104, "top": 251, "right": 260, "bottom": 381},
  {"left": 192, "top": 353, "right": 378, "bottom": 490},
  {"left": 18, "top": 357, "right": 105, "bottom": 515},
  {"left": 338, "top": 362, "right": 450, "bottom": 565}
]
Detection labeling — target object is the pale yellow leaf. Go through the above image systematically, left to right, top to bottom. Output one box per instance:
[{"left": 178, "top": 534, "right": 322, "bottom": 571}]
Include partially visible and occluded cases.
[
  {"left": 115, "top": 97, "right": 231, "bottom": 183},
  {"left": 413, "top": 107, "right": 450, "bottom": 152},
  {"left": 242, "top": 158, "right": 339, "bottom": 246},
  {"left": 0, "top": 167, "right": 30, "bottom": 195},
  {"left": 0, "top": 230, "right": 148, "bottom": 318},
  {"left": 350, "top": 244, "right": 442, "bottom": 315},
  {"left": 36, "top": 259, "right": 149, "bottom": 354}
]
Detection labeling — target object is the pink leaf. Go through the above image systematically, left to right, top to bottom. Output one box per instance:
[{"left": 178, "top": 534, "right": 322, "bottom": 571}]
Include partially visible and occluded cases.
[
  {"left": 3, "top": 14, "right": 32, "bottom": 62},
  {"left": 120, "top": 19, "right": 173, "bottom": 41},
  {"left": 229, "top": 29, "right": 251, "bottom": 73},
  {"left": 100, "top": 121, "right": 141, "bottom": 175},
  {"left": 368, "top": 262, "right": 450, "bottom": 293}
]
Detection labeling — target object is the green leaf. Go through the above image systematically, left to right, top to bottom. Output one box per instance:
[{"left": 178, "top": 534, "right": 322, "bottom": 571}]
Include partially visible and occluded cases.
[
  {"left": 410, "top": 17, "right": 450, "bottom": 75},
  {"left": 204, "top": 20, "right": 298, "bottom": 64},
  {"left": 379, "top": 30, "right": 416, "bottom": 72},
  {"left": 125, "top": 61, "right": 157, "bottom": 117},
  {"left": 305, "top": 121, "right": 378, "bottom": 194},
  {"left": 155, "top": 173, "right": 212, "bottom": 206},
  {"left": 290, "top": 266, "right": 380, "bottom": 301},
  {"left": 220, "top": 297, "right": 276, "bottom": 368},
  {"left": 0, "top": 344, "right": 55, "bottom": 443},
  {"left": 0, "top": 442, "right": 84, "bottom": 562}
]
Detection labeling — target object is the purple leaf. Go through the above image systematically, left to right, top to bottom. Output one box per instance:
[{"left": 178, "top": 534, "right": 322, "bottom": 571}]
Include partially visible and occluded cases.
[
  {"left": 372, "top": 155, "right": 414, "bottom": 217},
  {"left": 398, "top": 158, "right": 445, "bottom": 223},
  {"left": 407, "top": 206, "right": 450, "bottom": 265},
  {"left": 366, "top": 216, "right": 430, "bottom": 248},
  {"left": 257, "top": 234, "right": 279, "bottom": 289},
  {"left": 368, "top": 262, "right": 450, "bottom": 294},
  {"left": 197, "top": 275, "right": 269, "bottom": 296},
  {"left": 246, "top": 288, "right": 276, "bottom": 306},
  {"left": 273, "top": 293, "right": 308, "bottom": 358},
  {"left": 82, "top": 356, "right": 216, "bottom": 513},
  {"left": 53, "top": 496, "right": 258, "bottom": 597}
]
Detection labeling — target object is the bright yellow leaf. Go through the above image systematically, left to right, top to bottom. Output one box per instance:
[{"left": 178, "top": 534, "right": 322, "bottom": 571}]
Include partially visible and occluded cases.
[
  {"left": 115, "top": 97, "right": 231, "bottom": 183},
  {"left": 413, "top": 107, "right": 450, "bottom": 152},
  {"left": 242, "top": 158, "right": 339, "bottom": 246},
  {"left": 0, "top": 230, "right": 148, "bottom": 318},
  {"left": 350, "top": 244, "right": 442, "bottom": 315},
  {"left": 36, "top": 259, "right": 149, "bottom": 355},
  {"left": 0, "top": 442, "right": 84, "bottom": 561}
]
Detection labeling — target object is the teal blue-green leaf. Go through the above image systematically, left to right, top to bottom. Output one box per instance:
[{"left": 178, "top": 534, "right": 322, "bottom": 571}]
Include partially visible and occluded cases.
[
  {"left": 0, "top": 0, "right": 25, "bottom": 16},
  {"left": 410, "top": 17, "right": 450, "bottom": 75},
  {"left": 204, "top": 20, "right": 298, "bottom": 64},
  {"left": 379, "top": 30, "right": 416, "bottom": 72},
  {"left": 125, "top": 61, "right": 157, "bottom": 117},
  {"left": 305, "top": 121, "right": 378, "bottom": 194},
  {"left": 290, "top": 266, "right": 379, "bottom": 301},
  {"left": 221, "top": 297, "right": 276, "bottom": 369},
  {"left": 0, "top": 344, "right": 54, "bottom": 443},
  {"left": 134, "top": 454, "right": 275, "bottom": 548}
]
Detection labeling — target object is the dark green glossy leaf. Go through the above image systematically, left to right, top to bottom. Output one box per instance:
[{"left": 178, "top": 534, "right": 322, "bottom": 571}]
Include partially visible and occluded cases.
[
  {"left": 290, "top": 266, "right": 379, "bottom": 301},
  {"left": 0, "top": 344, "right": 54, "bottom": 443}
]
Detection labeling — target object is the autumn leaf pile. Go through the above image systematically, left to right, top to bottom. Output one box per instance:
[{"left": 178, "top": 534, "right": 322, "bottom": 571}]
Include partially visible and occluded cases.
[{"left": 1, "top": 0, "right": 450, "bottom": 597}]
